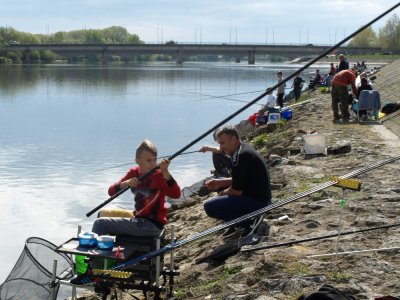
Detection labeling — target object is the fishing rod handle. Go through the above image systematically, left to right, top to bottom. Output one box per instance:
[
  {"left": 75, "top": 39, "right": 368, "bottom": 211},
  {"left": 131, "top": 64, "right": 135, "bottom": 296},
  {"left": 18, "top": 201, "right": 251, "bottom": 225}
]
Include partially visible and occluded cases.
[
  {"left": 86, "top": 165, "right": 161, "bottom": 217},
  {"left": 86, "top": 186, "right": 130, "bottom": 217}
]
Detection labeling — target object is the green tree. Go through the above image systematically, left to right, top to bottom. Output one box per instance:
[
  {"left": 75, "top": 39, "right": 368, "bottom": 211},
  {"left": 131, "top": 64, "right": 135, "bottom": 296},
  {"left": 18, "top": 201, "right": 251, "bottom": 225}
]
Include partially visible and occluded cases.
[
  {"left": 378, "top": 13, "right": 400, "bottom": 51},
  {"left": 102, "top": 26, "right": 129, "bottom": 43},
  {"left": 348, "top": 26, "right": 377, "bottom": 47},
  {"left": 84, "top": 30, "right": 105, "bottom": 44},
  {"left": 50, "top": 32, "right": 67, "bottom": 43},
  {"left": 126, "top": 33, "right": 142, "bottom": 44},
  {"left": 28, "top": 50, "right": 41, "bottom": 63},
  {"left": 40, "top": 50, "right": 58, "bottom": 63},
  {"left": 6, "top": 51, "right": 23, "bottom": 63}
]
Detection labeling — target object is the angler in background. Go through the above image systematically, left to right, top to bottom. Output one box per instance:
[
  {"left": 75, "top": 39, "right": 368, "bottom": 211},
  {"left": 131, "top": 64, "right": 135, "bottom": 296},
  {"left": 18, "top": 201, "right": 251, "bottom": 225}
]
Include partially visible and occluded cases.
[
  {"left": 338, "top": 54, "right": 350, "bottom": 71},
  {"left": 331, "top": 69, "right": 357, "bottom": 122},
  {"left": 276, "top": 71, "right": 286, "bottom": 108},
  {"left": 291, "top": 73, "right": 304, "bottom": 101},
  {"left": 255, "top": 87, "right": 277, "bottom": 125}
]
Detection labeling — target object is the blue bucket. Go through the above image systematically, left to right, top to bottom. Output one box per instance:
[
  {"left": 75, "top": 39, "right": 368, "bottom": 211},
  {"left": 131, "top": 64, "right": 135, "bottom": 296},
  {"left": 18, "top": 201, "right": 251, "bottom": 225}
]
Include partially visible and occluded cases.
[{"left": 281, "top": 108, "right": 293, "bottom": 120}]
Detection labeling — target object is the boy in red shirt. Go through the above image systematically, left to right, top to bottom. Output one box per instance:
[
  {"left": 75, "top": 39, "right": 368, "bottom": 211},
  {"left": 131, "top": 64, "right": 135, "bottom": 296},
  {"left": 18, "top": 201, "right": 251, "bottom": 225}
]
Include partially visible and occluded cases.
[{"left": 92, "top": 139, "right": 181, "bottom": 237}]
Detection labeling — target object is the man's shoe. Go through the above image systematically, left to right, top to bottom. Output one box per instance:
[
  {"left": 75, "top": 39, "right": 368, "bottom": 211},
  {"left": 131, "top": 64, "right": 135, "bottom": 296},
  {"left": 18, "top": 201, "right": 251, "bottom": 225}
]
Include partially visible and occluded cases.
[
  {"left": 342, "top": 117, "right": 351, "bottom": 123},
  {"left": 222, "top": 226, "right": 240, "bottom": 237}
]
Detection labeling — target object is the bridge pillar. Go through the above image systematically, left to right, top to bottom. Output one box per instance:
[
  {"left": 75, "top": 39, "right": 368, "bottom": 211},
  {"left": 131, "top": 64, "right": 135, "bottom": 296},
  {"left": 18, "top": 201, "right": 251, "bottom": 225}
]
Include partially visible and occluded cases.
[
  {"left": 101, "top": 48, "right": 108, "bottom": 64},
  {"left": 25, "top": 50, "right": 30, "bottom": 64},
  {"left": 176, "top": 50, "right": 183, "bottom": 64},
  {"left": 248, "top": 50, "right": 255, "bottom": 65}
]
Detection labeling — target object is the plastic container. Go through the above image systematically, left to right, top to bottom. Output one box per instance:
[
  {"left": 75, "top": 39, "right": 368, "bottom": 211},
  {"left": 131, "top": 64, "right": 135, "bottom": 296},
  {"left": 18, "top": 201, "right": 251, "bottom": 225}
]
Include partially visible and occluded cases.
[
  {"left": 281, "top": 108, "right": 293, "bottom": 120},
  {"left": 268, "top": 112, "right": 281, "bottom": 124},
  {"left": 302, "top": 134, "right": 327, "bottom": 155},
  {"left": 78, "top": 232, "right": 98, "bottom": 248},
  {"left": 97, "top": 235, "right": 115, "bottom": 250},
  {"left": 75, "top": 255, "right": 88, "bottom": 275}
]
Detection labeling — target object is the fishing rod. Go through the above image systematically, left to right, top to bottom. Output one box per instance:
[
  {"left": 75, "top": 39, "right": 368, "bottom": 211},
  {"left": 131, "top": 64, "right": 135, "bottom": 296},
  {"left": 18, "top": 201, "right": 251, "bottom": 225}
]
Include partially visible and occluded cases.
[
  {"left": 86, "top": 2, "right": 400, "bottom": 218},
  {"left": 93, "top": 150, "right": 201, "bottom": 172},
  {"left": 112, "top": 155, "right": 400, "bottom": 270},
  {"left": 241, "top": 222, "right": 400, "bottom": 252}
]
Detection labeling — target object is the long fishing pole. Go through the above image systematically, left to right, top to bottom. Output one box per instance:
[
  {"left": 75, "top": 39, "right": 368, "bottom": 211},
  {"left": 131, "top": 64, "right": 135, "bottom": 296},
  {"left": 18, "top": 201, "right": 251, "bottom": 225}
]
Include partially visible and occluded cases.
[
  {"left": 86, "top": 2, "right": 400, "bottom": 218},
  {"left": 93, "top": 150, "right": 200, "bottom": 172},
  {"left": 112, "top": 155, "right": 400, "bottom": 270},
  {"left": 241, "top": 222, "right": 400, "bottom": 252}
]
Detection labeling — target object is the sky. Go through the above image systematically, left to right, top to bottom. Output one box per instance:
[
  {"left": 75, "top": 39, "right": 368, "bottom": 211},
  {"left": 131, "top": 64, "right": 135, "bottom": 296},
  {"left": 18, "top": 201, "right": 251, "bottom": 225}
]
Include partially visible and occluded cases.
[{"left": 2, "top": 1, "right": 400, "bottom": 45}]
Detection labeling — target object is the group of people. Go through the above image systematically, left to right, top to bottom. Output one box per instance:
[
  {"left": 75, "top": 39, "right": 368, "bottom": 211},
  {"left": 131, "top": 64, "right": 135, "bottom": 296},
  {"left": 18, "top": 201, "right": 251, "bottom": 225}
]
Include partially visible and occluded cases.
[
  {"left": 77, "top": 52, "right": 373, "bottom": 280},
  {"left": 331, "top": 54, "right": 376, "bottom": 122},
  {"left": 84, "top": 125, "right": 272, "bottom": 271}
]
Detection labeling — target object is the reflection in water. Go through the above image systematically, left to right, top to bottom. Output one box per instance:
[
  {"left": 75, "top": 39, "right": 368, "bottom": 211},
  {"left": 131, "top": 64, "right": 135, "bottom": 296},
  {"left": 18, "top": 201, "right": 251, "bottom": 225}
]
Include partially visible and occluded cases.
[{"left": 0, "top": 62, "right": 322, "bottom": 285}]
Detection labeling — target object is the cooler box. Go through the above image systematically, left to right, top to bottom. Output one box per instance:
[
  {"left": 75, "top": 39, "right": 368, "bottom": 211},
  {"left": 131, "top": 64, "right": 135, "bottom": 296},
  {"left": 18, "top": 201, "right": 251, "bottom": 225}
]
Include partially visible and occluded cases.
[{"left": 303, "top": 134, "right": 327, "bottom": 155}]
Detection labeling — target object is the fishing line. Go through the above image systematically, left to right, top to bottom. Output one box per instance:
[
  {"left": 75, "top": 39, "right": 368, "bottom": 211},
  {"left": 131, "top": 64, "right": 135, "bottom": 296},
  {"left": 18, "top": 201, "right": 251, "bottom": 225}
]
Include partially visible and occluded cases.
[
  {"left": 86, "top": 2, "right": 400, "bottom": 217},
  {"left": 183, "top": 90, "right": 264, "bottom": 106},
  {"left": 93, "top": 150, "right": 200, "bottom": 172}
]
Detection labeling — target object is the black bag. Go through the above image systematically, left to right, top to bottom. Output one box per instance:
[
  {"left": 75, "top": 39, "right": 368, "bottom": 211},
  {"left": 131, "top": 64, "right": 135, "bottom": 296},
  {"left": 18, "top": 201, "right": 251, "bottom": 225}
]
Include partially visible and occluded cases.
[
  {"left": 381, "top": 102, "right": 400, "bottom": 115},
  {"left": 297, "top": 284, "right": 356, "bottom": 300}
]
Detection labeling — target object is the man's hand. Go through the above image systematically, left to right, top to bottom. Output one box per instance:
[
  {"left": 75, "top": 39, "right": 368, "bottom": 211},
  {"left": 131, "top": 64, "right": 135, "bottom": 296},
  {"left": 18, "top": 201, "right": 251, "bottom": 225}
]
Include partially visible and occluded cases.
[
  {"left": 199, "top": 145, "right": 221, "bottom": 154},
  {"left": 205, "top": 179, "right": 220, "bottom": 191}
]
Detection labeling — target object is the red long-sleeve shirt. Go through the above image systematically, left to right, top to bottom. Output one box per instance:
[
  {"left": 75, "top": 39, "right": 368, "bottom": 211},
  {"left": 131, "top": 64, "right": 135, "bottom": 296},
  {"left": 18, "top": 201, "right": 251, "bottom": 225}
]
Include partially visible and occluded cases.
[
  {"left": 332, "top": 70, "right": 357, "bottom": 95},
  {"left": 108, "top": 167, "right": 181, "bottom": 225}
]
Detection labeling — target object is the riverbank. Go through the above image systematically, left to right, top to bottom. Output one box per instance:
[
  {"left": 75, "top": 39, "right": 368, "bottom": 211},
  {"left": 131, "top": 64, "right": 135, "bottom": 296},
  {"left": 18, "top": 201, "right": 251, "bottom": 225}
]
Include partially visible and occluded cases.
[
  {"left": 73, "top": 59, "right": 400, "bottom": 300},
  {"left": 163, "top": 59, "right": 400, "bottom": 299},
  {"left": 164, "top": 61, "right": 400, "bottom": 299}
]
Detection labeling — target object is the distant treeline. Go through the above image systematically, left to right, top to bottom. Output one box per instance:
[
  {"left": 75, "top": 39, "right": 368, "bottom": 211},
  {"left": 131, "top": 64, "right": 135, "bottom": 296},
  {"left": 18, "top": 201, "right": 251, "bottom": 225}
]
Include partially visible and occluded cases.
[
  {"left": 1, "top": 13, "right": 400, "bottom": 64},
  {"left": 345, "top": 14, "right": 400, "bottom": 52},
  {"left": 0, "top": 26, "right": 147, "bottom": 63}
]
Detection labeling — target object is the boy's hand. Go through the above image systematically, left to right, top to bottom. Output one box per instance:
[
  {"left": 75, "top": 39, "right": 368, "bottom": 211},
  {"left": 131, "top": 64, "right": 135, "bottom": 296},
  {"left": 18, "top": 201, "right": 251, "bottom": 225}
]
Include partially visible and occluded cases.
[
  {"left": 158, "top": 158, "right": 170, "bottom": 171},
  {"left": 159, "top": 159, "right": 172, "bottom": 181},
  {"left": 125, "top": 177, "right": 139, "bottom": 188}
]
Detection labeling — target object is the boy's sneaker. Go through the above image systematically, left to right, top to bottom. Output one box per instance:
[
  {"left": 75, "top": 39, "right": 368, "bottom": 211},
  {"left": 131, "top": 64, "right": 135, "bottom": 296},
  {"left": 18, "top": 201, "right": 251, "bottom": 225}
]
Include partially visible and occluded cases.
[{"left": 69, "top": 274, "right": 93, "bottom": 286}]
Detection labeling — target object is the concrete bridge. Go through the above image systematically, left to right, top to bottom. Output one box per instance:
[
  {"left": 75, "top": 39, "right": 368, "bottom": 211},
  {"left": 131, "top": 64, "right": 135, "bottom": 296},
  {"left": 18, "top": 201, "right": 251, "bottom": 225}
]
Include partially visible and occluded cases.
[{"left": 6, "top": 43, "right": 381, "bottom": 64}]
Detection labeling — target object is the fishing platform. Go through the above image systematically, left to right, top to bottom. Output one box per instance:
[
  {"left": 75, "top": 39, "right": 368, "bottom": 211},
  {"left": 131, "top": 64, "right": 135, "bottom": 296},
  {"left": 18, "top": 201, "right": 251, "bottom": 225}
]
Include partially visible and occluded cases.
[{"left": 56, "top": 227, "right": 179, "bottom": 300}]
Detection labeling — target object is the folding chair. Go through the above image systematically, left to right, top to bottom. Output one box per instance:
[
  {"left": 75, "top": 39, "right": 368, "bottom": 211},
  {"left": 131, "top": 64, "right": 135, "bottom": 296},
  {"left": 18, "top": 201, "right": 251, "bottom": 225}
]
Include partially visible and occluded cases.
[{"left": 356, "top": 90, "right": 381, "bottom": 121}]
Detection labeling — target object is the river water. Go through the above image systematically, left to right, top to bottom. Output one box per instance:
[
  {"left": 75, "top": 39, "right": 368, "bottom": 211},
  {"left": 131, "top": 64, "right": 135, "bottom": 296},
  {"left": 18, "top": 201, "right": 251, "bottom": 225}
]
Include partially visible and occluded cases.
[{"left": 0, "top": 61, "right": 323, "bottom": 284}]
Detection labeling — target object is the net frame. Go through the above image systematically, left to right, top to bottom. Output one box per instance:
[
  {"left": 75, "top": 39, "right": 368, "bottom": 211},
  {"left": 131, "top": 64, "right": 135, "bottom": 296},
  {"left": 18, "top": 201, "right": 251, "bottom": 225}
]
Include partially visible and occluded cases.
[{"left": 0, "top": 237, "right": 73, "bottom": 300}]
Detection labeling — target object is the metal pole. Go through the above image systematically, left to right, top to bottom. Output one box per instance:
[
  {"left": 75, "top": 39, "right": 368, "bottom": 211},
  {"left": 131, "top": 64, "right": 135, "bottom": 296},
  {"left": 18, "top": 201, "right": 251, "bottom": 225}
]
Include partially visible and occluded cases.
[
  {"left": 170, "top": 225, "right": 175, "bottom": 271},
  {"left": 155, "top": 238, "right": 161, "bottom": 287},
  {"left": 51, "top": 259, "right": 58, "bottom": 300}
]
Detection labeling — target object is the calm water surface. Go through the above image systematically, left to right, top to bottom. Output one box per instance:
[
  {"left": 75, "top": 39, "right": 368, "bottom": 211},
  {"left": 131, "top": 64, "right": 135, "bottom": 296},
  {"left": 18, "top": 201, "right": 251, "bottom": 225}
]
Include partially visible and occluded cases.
[{"left": 0, "top": 61, "right": 323, "bottom": 283}]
